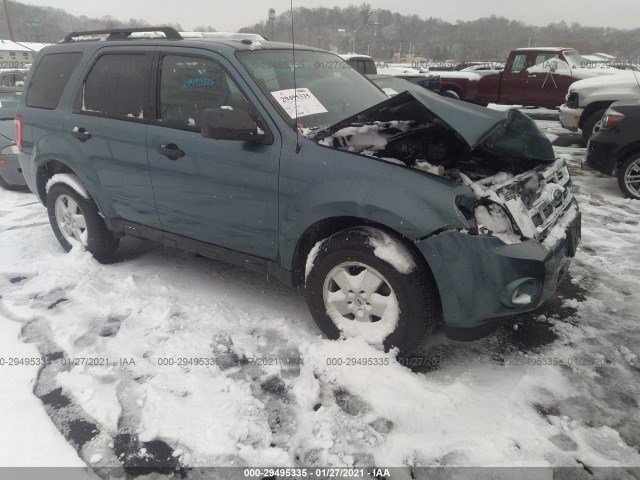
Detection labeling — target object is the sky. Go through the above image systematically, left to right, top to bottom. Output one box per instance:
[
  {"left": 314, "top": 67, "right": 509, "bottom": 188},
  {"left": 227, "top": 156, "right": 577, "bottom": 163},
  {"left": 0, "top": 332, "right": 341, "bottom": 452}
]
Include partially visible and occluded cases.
[{"left": 14, "top": 0, "right": 640, "bottom": 31}]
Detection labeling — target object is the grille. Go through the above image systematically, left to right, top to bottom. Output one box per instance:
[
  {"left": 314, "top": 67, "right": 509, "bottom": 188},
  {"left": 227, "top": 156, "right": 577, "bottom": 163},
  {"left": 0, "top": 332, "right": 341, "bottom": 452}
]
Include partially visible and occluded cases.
[{"left": 495, "top": 159, "right": 574, "bottom": 241}]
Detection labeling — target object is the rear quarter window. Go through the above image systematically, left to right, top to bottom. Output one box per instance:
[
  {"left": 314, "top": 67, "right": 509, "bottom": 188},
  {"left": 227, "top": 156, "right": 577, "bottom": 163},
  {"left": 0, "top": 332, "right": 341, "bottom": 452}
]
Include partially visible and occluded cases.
[{"left": 25, "top": 52, "right": 83, "bottom": 109}]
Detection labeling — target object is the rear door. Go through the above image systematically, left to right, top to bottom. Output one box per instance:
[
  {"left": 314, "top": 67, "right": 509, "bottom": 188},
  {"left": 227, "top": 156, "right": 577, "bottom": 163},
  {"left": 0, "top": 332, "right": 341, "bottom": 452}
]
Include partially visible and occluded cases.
[
  {"left": 65, "top": 47, "right": 161, "bottom": 227},
  {"left": 146, "top": 47, "right": 281, "bottom": 260}
]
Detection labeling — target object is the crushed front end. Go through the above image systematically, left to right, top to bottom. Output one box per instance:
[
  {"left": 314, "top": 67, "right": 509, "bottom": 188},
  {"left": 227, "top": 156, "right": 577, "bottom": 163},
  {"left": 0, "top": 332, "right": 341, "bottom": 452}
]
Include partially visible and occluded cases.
[{"left": 312, "top": 90, "right": 581, "bottom": 337}]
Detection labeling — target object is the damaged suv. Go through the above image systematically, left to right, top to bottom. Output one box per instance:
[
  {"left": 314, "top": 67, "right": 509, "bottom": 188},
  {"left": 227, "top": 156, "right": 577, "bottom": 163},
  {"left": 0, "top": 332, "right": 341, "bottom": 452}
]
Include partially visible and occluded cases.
[{"left": 16, "top": 28, "right": 580, "bottom": 354}]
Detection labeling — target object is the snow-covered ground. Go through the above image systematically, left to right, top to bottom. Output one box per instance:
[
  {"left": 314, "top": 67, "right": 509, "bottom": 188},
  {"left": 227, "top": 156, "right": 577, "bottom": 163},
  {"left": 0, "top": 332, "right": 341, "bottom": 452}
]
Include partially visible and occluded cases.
[{"left": 0, "top": 114, "right": 639, "bottom": 474}]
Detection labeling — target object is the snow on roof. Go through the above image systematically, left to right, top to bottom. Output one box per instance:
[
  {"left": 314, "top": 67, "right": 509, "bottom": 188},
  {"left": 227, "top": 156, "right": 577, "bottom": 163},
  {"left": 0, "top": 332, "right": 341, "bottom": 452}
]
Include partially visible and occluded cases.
[
  {"left": 179, "top": 32, "right": 266, "bottom": 41},
  {"left": 0, "top": 39, "right": 31, "bottom": 52},
  {"left": 15, "top": 42, "right": 50, "bottom": 51},
  {"left": 514, "top": 47, "right": 572, "bottom": 52},
  {"left": 584, "top": 52, "right": 618, "bottom": 60},
  {"left": 339, "top": 53, "right": 374, "bottom": 60}
]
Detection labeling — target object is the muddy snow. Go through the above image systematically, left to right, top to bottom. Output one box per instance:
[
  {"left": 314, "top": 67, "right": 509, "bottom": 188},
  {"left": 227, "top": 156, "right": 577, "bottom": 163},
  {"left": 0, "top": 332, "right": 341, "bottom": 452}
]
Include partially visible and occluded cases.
[{"left": 0, "top": 112, "right": 639, "bottom": 475}]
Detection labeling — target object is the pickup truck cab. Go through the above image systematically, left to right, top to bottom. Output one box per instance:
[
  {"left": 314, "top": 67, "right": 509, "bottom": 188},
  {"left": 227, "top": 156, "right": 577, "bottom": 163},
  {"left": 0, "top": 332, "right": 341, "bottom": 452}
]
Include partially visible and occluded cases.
[{"left": 439, "top": 48, "right": 616, "bottom": 107}]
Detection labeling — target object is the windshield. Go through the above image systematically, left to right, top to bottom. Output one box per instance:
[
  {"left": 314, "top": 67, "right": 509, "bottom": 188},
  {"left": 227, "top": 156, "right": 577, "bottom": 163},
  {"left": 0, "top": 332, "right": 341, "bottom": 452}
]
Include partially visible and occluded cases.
[
  {"left": 237, "top": 49, "right": 387, "bottom": 130},
  {"left": 564, "top": 50, "right": 584, "bottom": 68}
]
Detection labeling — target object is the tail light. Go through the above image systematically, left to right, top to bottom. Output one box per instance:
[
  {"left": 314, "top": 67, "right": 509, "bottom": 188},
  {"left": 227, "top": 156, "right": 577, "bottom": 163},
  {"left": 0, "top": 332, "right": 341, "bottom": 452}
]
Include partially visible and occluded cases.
[
  {"left": 600, "top": 108, "right": 624, "bottom": 130},
  {"left": 14, "top": 115, "right": 23, "bottom": 151}
]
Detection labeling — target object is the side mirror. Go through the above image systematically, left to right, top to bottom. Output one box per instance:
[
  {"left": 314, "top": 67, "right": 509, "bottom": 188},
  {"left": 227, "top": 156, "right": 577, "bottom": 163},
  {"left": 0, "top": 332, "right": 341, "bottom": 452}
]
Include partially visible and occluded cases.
[
  {"left": 549, "top": 62, "right": 558, "bottom": 73},
  {"left": 15, "top": 80, "right": 24, "bottom": 88},
  {"left": 201, "top": 108, "right": 267, "bottom": 143}
]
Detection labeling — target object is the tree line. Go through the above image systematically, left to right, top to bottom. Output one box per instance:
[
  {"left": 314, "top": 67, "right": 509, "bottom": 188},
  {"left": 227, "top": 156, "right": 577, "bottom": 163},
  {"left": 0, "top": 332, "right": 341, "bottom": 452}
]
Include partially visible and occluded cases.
[{"left": 2, "top": 1, "right": 639, "bottom": 62}]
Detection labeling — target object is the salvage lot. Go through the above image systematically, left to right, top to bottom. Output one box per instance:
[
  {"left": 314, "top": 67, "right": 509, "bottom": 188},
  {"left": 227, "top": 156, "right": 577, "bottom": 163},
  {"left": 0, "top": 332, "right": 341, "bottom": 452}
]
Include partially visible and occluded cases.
[{"left": 0, "top": 111, "right": 639, "bottom": 471}]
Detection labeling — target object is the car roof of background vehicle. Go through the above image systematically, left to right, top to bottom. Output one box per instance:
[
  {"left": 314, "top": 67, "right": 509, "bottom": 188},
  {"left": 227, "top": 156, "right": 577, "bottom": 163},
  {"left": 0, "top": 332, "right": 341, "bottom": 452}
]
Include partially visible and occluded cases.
[
  {"left": 56, "top": 26, "right": 323, "bottom": 54},
  {"left": 513, "top": 47, "right": 575, "bottom": 52},
  {"left": 339, "top": 54, "right": 374, "bottom": 61}
]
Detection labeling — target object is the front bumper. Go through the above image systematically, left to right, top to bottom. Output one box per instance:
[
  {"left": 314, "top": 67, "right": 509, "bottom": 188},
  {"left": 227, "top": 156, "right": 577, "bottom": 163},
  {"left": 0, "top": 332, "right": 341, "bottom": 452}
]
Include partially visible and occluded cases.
[
  {"left": 559, "top": 105, "right": 583, "bottom": 131},
  {"left": 0, "top": 153, "right": 27, "bottom": 187},
  {"left": 416, "top": 201, "right": 580, "bottom": 333}
]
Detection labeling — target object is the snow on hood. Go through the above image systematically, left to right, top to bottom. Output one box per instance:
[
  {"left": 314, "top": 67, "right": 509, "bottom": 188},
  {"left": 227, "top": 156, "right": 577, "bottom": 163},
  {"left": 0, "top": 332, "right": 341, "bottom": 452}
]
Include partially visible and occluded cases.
[
  {"left": 569, "top": 71, "right": 640, "bottom": 91},
  {"left": 314, "top": 90, "right": 555, "bottom": 163}
]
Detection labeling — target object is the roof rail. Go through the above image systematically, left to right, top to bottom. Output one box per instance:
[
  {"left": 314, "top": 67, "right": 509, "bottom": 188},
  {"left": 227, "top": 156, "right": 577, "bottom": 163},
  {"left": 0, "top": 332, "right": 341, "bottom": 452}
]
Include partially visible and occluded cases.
[{"left": 62, "top": 27, "right": 183, "bottom": 43}]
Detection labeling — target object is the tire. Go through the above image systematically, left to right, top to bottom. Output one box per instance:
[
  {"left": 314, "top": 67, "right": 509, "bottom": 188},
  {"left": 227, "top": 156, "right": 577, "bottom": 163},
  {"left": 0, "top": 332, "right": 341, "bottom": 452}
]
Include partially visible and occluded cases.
[
  {"left": 441, "top": 88, "right": 460, "bottom": 100},
  {"left": 581, "top": 108, "right": 606, "bottom": 144},
  {"left": 618, "top": 154, "right": 640, "bottom": 200},
  {"left": 46, "top": 183, "right": 119, "bottom": 262},
  {"left": 304, "top": 227, "right": 440, "bottom": 354}
]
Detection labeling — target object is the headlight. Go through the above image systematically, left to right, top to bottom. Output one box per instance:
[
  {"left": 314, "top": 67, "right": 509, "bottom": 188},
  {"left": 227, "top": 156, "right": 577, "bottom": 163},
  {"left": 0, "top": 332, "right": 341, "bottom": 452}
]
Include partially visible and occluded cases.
[{"left": 1, "top": 145, "right": 19, "bottom": 155}]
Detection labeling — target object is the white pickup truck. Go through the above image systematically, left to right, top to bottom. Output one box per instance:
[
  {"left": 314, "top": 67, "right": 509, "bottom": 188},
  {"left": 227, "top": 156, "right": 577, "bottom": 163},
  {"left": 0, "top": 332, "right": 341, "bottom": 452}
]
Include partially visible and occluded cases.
[{"left": 559, "top": 72, "right": 640, "bottom": 142}]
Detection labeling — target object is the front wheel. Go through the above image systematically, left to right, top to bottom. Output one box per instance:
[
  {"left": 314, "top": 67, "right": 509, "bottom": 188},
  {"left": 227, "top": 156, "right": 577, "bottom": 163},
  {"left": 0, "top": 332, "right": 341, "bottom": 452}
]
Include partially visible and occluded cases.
[
  {"left": 441, "top": 88, "right": 460, "bottom": 100},
  {"left": 581, "top": 108, "right": 606, "bottom": 144},
  {"left": 618, "top": 154, "right": 640, "bottom": 200},
  {"left": 47, "top": 182, "right": 119, "bottom": 262},
  {"left": 304, "top": 227, "right": 440, "bottom": 354}
]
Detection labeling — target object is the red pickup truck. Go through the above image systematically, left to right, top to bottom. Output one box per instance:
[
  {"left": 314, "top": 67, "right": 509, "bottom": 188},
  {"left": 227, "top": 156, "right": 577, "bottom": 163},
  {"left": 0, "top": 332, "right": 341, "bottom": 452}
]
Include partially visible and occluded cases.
[{"left": 438, "top": 48, "right": 617, "bottom": 107}]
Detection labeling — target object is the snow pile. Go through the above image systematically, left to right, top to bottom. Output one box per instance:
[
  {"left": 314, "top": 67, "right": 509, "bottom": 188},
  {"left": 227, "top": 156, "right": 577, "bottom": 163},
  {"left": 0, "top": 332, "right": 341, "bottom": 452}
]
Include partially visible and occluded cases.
[{"left": 2, "top": 114, "right": 640, "bottom": 469}]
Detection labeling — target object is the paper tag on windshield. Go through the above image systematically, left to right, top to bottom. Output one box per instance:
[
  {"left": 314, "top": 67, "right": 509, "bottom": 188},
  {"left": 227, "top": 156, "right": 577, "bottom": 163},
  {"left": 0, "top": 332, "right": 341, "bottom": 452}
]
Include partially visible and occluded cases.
[
  {"left": 271, "top": 88, "right": 328, "bottom": 119},
  {"left": 382, "top": 88, "right": 398, "bottom": 97}
]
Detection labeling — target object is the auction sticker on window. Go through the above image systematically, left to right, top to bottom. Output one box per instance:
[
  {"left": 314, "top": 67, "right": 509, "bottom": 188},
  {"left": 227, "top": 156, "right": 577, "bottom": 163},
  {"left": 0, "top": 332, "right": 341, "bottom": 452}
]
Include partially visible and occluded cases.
[{"left": 271, "top": 88, "right": 328, "bottom": 118}]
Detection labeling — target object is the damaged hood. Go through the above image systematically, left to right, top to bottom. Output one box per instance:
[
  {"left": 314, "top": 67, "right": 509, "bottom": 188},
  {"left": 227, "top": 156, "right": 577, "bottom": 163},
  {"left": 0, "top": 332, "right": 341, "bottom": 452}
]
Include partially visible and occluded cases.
[{"left": 315, "top": 90, "right": 555, "bottom": 163}]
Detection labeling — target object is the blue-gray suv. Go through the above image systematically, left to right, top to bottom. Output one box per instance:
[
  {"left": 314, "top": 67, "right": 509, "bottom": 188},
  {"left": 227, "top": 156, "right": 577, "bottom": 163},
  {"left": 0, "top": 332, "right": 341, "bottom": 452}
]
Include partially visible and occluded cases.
[{"left": 16, "top": 27, "right": 581, "bottom": 354}]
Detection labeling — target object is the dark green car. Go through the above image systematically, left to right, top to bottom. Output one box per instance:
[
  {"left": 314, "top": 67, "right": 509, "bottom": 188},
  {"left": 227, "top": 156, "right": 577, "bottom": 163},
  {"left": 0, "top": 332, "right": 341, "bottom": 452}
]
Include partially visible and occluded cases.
[{"left": 16, "top": 27, "right": 580, "bottom": 354}]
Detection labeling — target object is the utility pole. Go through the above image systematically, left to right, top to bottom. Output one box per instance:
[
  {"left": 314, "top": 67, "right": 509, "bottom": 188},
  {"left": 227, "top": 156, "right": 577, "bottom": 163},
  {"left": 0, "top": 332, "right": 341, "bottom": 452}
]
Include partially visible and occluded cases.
[
  {"left": 3, "top": 0, "right": 16, "bottom": 41},
  {"left": 268, "top": 8, "right": 276, "bottom": 42}
]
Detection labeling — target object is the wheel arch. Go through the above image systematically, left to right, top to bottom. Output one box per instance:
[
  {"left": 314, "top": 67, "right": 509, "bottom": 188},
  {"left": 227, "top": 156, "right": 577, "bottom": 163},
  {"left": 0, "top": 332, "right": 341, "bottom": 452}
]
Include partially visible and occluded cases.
[
  {"left": 440, "top": 83, "right": 462, "bottom": 99},
  {"left": 579, "top": 101, "right": 612, "bottom": 128},
  {"left": 290, "top": 216, "right": 441, "bottom": 298}
]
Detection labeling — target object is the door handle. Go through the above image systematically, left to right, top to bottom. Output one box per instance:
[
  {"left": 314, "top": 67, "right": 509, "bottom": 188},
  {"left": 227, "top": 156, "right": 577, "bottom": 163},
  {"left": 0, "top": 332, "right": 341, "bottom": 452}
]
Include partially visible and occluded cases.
[
  {"left": 528, "top": 75, "right": 538, "bottom": 78},
  {"left": 71, "top": 127, "right": 91, "bottom": 141},
  {"left": 157, "top": 143, "right": 185, "bottom": 160}
]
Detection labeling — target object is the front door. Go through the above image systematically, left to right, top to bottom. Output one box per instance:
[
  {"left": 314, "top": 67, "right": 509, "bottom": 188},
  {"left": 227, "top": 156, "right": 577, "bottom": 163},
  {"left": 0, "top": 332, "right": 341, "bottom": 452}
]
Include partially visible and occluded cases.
[
  {"left": 147, "top": 49, "right": 281, "bottom": 260},
  {"left": 498, "top": 52, "right": 529, "bottom": 104}
]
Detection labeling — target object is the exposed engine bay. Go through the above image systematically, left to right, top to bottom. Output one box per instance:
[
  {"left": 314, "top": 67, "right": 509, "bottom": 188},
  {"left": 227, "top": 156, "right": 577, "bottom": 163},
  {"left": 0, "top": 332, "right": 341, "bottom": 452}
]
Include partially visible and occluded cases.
[{"left": 311, "top": 91, "right": 575, "bottom": 244}]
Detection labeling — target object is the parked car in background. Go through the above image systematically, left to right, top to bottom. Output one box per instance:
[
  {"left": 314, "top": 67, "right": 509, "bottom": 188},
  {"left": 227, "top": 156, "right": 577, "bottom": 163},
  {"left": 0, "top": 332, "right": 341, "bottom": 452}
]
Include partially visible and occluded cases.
[
  {"left": 17, "top": 27, "right": 580, "bottom": 354},
  {"left": 438, "top": 47, "right": 619, "bottom": 107},
  {"left": 339, "top": 54, "right": 378, "bottom": 75},
  {"left": 0, "top": 68, "right": 30, "bottom": 88},
  {"left": 560, "top": 72, "right": 640, "bottom": 143},
  {"left": 369, "top": 74, "right": 439, "bottom": 97},
  {"left": 0, "top": 87, "right": 26, "bottom": 189},
  {"left": 586, "top": 100, "right": 640, "bottom": 200}
]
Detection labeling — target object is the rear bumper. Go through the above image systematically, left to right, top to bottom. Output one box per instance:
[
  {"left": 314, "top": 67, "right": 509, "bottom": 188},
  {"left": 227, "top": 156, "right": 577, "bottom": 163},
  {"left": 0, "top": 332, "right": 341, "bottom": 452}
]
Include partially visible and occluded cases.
[
  {"left": 559, "top": 105, "right": 583, "bottom": 131},
  {"left": 586, "top": 135, "right": 619, "bottom": 176},
  {"left": 17, "top": 152, "right": 38, "bottom": 195},
  {"left": 0, "top": 154, "right": 26, "bottom": 187},
  {"left": 416, "top": 201, "right": 580, "bottom": 333}
]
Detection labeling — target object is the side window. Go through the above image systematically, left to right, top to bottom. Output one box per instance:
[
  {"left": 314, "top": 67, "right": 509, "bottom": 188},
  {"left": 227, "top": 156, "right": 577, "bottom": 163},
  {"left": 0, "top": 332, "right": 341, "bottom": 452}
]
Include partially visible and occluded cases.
[
  {"left": 25, "top": 52, "right": 82, "bottom": 109},
  {"left": 80, "top": 54, "right": 149, "bottom": 119},
  {"left": 158, "top": 54, "right": 249, "bottom": 132},
  {"left": 509, "top": 54, "right": 528, "bottom": 73},
  {"left": 534, "top": 54, "right": 559, "bottom": 66}
]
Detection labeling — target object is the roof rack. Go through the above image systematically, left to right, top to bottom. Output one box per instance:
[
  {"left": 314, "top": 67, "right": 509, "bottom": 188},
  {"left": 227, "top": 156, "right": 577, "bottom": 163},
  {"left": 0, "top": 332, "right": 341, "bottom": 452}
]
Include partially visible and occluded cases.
[{"left": 62, "top": 27, "right": 183, "bottom": 43}]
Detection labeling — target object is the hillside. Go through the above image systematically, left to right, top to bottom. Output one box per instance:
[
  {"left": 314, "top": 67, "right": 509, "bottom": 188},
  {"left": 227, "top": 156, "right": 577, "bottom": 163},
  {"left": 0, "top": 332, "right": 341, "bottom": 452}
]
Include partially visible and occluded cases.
[{"left": 1, "top": 1, "right": 639, "bottom": 62}]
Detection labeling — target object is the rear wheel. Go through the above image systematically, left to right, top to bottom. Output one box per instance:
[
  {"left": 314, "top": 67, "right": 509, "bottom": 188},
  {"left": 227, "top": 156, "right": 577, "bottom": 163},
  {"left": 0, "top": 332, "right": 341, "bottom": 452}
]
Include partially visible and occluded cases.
[
  {"left": 441, "top": 88, "right": 460, "bottom": 100},
  {"left": 581, "top": 108, "right": 606, "bottom": 144},
  {"left": 618, "top": 154, "right": 640, "bottom": 200},
  {"left": 47, "top": 183, "right": 119, "bottom": 262},
  {"left": 304, "top": 227, "right": 440, "bottom": 354}
]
